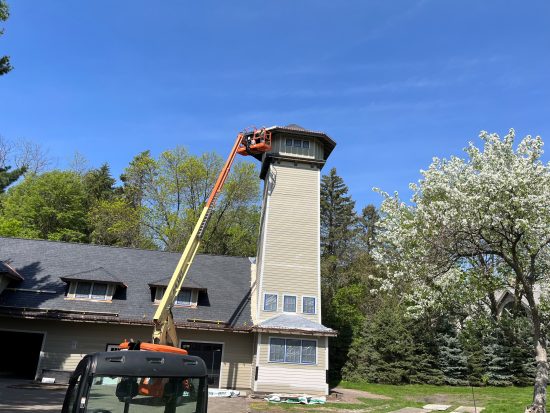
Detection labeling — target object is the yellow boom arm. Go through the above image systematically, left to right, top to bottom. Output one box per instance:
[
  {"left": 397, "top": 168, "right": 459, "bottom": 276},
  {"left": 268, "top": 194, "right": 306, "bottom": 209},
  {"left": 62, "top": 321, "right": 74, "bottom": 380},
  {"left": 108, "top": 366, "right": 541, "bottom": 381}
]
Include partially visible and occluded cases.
[{"left": 152, "top": 132, "right": 244, "bottom": 346}]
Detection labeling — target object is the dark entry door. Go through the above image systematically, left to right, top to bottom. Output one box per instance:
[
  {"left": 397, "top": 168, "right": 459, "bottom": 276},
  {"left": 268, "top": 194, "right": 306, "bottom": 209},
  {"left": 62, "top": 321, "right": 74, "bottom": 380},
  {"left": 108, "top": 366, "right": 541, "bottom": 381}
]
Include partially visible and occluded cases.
[
  {"left": 0, "top": 330, "right": 44, "bottom": 379},
  {"left": 181, "top": 341, "right": 223, "bottom": 388}
]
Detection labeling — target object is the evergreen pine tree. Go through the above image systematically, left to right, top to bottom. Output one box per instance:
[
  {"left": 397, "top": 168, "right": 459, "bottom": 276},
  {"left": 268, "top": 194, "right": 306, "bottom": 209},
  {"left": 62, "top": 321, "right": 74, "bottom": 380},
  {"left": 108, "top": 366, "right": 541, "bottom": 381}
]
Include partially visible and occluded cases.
[
  {"left": 0, "top": 165, "right": 26, "bottom": 193},
  {"left": 320, "top": 167, "right": 356, "bottom": 261},
  {"left": 343, "top": 300, "right": 416, "bottom": 384},
  {"left": 503, "top": 313, "right": 535, "bottom": 386},
  {"left": 409, "top": 318, "right": 445, "bottom": 385},
  {"left": 437, "top": 322, "right": 469, "bottom": 385},
  {"left": 483, "top": 327, "right": 513, "bottom": 386}
]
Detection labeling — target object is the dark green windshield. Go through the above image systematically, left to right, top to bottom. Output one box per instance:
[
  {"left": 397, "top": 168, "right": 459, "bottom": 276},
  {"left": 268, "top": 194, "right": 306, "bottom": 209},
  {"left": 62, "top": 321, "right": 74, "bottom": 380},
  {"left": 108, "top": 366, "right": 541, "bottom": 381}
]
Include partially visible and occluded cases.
[{"left": 85, "top": 375, "right": 205, "bottom": 413}]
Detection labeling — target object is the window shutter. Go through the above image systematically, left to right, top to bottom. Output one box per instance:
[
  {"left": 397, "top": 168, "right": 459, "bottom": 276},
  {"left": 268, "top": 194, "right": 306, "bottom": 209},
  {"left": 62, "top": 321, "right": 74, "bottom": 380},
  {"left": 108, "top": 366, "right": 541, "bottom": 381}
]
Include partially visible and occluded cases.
[
  {"left": 68, "top": 282, "right": 76, "bottom": 297},
  {"left": 106, "top": 284, "right": 115, "bottom": 299}
]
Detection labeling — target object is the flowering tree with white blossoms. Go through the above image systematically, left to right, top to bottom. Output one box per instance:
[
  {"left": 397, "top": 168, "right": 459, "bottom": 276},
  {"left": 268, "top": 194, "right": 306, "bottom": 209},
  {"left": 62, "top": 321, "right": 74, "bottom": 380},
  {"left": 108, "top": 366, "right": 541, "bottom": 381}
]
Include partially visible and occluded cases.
[{"left": 375, "top": 130, "right": 550, "bottom": 413}]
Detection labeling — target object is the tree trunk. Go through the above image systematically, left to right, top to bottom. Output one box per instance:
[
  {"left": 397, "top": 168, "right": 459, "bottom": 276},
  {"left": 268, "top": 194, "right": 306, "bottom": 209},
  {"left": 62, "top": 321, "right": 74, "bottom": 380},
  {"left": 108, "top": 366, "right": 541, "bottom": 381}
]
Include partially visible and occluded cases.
[{"left": 526, "top": 311, "right": 548, "bottom": 413}]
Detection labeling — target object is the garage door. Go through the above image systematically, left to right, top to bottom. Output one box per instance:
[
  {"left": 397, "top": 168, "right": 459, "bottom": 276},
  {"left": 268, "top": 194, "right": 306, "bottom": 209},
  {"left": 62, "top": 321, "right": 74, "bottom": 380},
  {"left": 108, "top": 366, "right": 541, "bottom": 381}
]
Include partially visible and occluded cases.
[{"left": 0, "top": 330, "right": 44, "bottom": 379}]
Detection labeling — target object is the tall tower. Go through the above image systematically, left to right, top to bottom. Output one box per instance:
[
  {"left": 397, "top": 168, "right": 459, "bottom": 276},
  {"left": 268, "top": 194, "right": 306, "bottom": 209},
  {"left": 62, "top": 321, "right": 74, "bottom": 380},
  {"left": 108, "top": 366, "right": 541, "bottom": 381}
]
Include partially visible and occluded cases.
[{"left": 250, "top": 125, "right": 336, "bottom": 395}]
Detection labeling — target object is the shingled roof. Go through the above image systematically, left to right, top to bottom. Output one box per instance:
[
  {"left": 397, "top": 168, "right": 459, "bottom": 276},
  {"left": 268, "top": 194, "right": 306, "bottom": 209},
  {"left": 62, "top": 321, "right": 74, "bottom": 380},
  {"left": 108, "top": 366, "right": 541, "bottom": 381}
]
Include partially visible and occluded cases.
[
  {"left": 0, "top": 237, "right": 252, "bottom": 331},
  {"left": 60, "top": 267, "right": 126, "bottom": 286},
  {"left": 253, "top": 314, "right": 336, "bottom": 336}
]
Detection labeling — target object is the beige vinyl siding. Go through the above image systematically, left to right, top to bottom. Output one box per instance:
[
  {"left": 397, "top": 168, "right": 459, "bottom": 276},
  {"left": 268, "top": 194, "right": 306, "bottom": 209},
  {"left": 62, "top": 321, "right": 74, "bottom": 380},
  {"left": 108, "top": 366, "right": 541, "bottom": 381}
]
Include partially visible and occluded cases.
[
  {"left": 258, "top": 162, "right": 321, "bottom": 323},
  {"left": 0, "top": 317, "right": 254, "bottom": 390},
  {"left": 188, "top": 330, "right": 253, "bottom": 390},
  {"left": 255, "top": 333, "right": 328, "bottom": 394},
  {"left": 257, "top": 333, "right": 327, "bottom": 370},
  {"left": 255, "top": 365, "right": 327, "bottom": 394}
]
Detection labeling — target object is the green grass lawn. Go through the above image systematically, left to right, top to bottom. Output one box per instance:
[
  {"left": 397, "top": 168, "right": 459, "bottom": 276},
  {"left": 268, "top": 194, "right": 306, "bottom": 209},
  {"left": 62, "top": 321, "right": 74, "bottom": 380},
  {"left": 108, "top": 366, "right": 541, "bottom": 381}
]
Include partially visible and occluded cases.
[
  {"left": 339, "top": 381, "right": 535, "bottom": 413},
  {"left": 251, "top": 382, "right": 538, "bottom": 413}
]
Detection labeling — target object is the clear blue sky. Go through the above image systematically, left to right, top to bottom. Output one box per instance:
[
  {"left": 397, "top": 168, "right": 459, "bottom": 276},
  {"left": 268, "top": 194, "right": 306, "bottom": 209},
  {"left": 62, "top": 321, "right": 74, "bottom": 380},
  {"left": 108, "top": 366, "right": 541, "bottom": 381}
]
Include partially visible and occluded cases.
[{"left": 1, "top": 0, "right": 549, "bottom": 208}]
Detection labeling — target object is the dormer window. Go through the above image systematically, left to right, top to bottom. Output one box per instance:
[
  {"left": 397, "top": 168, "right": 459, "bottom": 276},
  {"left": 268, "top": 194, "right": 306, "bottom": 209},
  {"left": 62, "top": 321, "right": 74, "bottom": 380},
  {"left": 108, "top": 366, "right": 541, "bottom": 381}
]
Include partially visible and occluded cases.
[
  {"left": 61, "top": 267, "right": 124, "bottom": 302},
  {"left": 69, "top": 281, "right": 114, "bottom": 301},
  {"left": 154, "top": 287, "right": 195, "bottom": 307},
  {"left": 175, "top": 289, "right": 192, "bottom": 306}
]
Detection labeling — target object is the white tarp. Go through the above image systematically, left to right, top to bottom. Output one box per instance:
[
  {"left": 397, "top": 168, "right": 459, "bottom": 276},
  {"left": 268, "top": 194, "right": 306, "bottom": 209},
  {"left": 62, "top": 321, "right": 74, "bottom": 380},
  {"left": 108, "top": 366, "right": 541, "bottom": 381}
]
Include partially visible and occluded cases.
[{"left": 208, "top": 388, "right": 241, "bottom": 398}]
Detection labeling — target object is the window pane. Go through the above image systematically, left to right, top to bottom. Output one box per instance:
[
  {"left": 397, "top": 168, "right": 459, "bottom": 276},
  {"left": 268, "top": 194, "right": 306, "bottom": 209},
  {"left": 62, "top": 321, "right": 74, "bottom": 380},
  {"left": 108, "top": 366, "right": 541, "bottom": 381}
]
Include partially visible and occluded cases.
[
  {"left": 285, "top": 138, "right": 293, "bottom": 147},
  {"left": 293, "top": 139, "right": 302, "bottom": 148},
  {"left": 302, "top": 140, "right": 310, "bottom": 149},
  {"left": 75, "top": 282, "right": 91, "bottom": 298},
  {"left": 91, "top": 283, "right": 108, "bottom": 299},
  {"left": 155, "top": 287, "right": 164, "bottom": 302},
  {"left": 176, "top": 289, "right": 192, "bottom": 305},
  {"left": 264, "top": 294, "right": 277, "bottom": 311},
  {"left": 283, "top": 295, "right": 296, "bottom": 312},
  {"left": 303, "top": 297, "right": 316, "bottom": 314},
  {"left": 269, "top": 338, "right": 285, "bottom": 362},
  {"left": 285, "top": 339, "right": 301, "bottom": 363},
  {"left": 301, "top": 340, "right": 316, "bottom": 364}
]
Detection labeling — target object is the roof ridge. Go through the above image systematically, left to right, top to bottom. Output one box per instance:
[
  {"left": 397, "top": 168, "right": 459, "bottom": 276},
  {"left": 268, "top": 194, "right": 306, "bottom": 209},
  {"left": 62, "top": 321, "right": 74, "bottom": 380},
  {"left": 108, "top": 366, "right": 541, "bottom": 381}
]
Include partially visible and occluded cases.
[{"left": 0, "top": 236, "right": 251, "bottom": 259}]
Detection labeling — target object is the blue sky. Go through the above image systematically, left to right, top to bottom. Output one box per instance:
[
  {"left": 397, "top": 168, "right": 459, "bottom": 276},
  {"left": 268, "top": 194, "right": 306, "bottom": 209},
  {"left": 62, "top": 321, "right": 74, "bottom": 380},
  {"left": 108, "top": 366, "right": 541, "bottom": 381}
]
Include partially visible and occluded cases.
[{"left": 1, "top": 0, "right": 549, "bottom": 208}]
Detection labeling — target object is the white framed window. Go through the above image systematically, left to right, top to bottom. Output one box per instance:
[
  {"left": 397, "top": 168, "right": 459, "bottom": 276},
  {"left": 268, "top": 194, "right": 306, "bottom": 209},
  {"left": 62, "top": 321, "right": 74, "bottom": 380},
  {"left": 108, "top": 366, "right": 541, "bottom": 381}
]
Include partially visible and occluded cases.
[
  {"left": 285, "top": 138, "right": 293, "bottom": 147},
  {"left": 293, "top": 139, "right": 302, "bottom": 148},
  {"left": 302, "top": 140, "right": 310, "bottom": 149},
  {"left": 73, "top": 281, "right": 110, "bottom": 300},
  {"left": 155, "top": 287, "right": 194, "bottom": 306},
  {"left": 175, "top": 289, "right": 192, "bottom": 306},
  {"left": 263, "top": 293, "right": 278, "bottom": 312},
  {"left": 283, "top": 295, "right": 297, "bottom": 312},
  {"left": 302, "top": 296, "right": 316, "bottom": 314},
  {"left": 269, "top": 338, "right": 317, "bottom": 365}
]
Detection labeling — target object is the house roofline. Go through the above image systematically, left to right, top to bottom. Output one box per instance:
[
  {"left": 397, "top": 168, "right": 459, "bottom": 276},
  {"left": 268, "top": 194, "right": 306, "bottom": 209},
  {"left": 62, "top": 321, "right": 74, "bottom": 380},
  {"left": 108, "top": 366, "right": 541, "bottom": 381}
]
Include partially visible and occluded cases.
[
  {"left": 0, "top": 307, "right": 253, "bottom": 334},
  {"left": 252, "top": 326, "right": 337, "bottom": 337}
]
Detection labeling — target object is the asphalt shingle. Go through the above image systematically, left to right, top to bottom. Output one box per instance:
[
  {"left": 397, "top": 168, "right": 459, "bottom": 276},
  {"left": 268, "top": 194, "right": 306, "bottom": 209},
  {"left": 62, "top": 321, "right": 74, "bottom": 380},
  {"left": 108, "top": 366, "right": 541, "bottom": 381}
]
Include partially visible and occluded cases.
[{"left": 0, "top": 237, "right": 252, "bottom": 330}]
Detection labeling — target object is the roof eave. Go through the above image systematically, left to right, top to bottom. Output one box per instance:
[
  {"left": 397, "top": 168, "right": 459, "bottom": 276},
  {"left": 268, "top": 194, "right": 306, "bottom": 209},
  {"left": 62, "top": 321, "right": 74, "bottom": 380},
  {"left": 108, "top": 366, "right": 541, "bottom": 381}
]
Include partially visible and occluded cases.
[{"left": 252, "top": 326, "right": 337, "bottom": 337}]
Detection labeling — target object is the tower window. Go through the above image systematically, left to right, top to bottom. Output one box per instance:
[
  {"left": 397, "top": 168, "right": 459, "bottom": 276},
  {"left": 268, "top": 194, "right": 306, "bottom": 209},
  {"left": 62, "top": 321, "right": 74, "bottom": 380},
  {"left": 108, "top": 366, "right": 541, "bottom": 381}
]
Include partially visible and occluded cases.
[
  {"left": 285, "top": 138, "right": 293, "bottom": 147},
  {"left": 293, "top": 139, "right": 302, "bottom": 148},
  {"left": 302, "top": 140, "right": 310, "bottom": 149},
  {"left": 263, "top": 293, "right": 278, "bottom": 312},
  {"left": 283, "top": 295, "right": 297, "bottom": 312},
  {"left": 303, "top": 296, "right": 316, "bottom": 314}
]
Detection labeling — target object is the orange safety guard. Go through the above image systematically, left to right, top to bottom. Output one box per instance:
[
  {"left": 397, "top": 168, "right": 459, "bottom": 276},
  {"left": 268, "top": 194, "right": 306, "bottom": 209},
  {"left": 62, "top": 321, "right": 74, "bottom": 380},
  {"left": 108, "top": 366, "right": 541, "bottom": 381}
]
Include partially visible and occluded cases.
[{"left": 119, "top": 341, "right": 188, "bottom": 355}]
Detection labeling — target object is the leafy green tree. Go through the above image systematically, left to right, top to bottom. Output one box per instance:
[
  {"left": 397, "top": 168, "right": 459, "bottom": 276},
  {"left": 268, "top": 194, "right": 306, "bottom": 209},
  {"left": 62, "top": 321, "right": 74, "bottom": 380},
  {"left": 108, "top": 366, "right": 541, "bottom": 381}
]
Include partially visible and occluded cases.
[
  {"left": 0, "top": 0, "right": 12, "bottom": 75},
  {"left": 375, "top": 130, "right": 550, "bottom": 412},
  {"left": 121, "top": 148, "right": 260, "bottom": 255},
  {"left": 0, "top": 171, "right": 89, "bottom": 241},
  {"left": 89, "top": 198, "right": 154, "bottom": 249}
]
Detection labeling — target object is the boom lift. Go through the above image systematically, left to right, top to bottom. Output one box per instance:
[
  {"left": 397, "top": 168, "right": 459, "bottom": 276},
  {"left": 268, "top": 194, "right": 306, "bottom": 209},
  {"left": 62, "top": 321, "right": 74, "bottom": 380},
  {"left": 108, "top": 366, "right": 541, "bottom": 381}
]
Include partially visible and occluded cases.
[{"left": 61, "top": 128, "right": 272, "bottom": 413}]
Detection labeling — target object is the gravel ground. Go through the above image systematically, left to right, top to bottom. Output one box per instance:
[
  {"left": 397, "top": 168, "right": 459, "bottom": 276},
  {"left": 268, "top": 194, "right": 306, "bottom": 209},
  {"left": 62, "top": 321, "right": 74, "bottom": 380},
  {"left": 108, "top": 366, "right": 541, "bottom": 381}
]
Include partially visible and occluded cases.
[{"left": 0, "top": 379, "right": 385, "bottom": 413}]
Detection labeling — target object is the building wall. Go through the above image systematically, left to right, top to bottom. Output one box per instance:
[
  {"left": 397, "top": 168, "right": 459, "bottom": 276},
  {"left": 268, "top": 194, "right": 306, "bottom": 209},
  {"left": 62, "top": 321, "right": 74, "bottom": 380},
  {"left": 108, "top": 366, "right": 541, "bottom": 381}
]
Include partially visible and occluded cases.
[
  {"left": 256, "top": 160, "right": 321, "bottom": 323},
  {"left": 0, "top": 317, "right": 254, "bottom": 390},
  {"left": 254, "top": 332, "right": 328, "bottom": 395}
]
